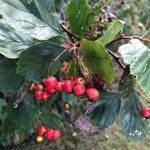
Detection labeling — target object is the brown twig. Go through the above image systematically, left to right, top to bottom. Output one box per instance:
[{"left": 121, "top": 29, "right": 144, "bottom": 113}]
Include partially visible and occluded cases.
[
  {"left": 60, "top": 23, "right": 81, "bottom": 42},
  {"left": 106, "top": 34, "right": 150, "bottom": 47},
  {"left": 107, "top": 49, "right": 125, "bottom": 70}
]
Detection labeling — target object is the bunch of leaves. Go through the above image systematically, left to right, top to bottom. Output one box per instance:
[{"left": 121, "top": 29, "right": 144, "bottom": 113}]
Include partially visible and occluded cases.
[{"left": 0, "top": 0, "right": 149, "bottom": 146}]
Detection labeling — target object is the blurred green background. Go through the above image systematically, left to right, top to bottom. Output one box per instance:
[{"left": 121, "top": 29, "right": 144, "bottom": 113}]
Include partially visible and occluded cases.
[{"left": 3, "top": 0, "right": 150, "bottom": 149}]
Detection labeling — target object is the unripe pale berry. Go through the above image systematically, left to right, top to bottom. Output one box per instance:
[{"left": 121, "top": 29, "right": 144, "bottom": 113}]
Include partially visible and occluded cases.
[
  {"left": 44, "top": 76, "right": 58, "bottom": 90},
  {"left": 62, "top": 80, "right": 74, "bottom": 93},
  {"left": 55, "top": 82, "right": 63, "bottom": 92},
  {"left": 36, "top": 84, "right": 44, "bottom": 91},
  {"left": 73, "top": 84, "right": 85, "bottom": 96},
  {"left": 86, "top": 88, "right": 100, "bottom": 101},
  {"left": 34, "top": 91, "right": 42, "bottom": 100},
  {"left": 140, "top": 107, "right": 150, "bottom": 118},
  {"left": 37, "top": 126, "right": 47, "bottom": 136},
  {"left": 45, "top": 129, "right": 54, "bottom": 140},
  {"left": 52, "top": 130, "right": 61, "bottom": 140},
  {"left": 36, "top": 136, "right": 43, "bottom": 142}
]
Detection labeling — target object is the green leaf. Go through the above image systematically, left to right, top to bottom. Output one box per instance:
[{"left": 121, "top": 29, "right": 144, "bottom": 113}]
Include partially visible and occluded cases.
[
  {"left": 0, "top": 0, "right": 63, "bottom": 40},
  {"left": 66, "top": 0, "right": 91, "bottom": 37},
  {"left": 87, "top": 1, "right": 104, "bottom": 23},
  {"left": 97, "top": 19, "right": 124, "bottom": 45},
  {"left": 0, "top": 20, "right": 32, "bottom": 58},
  {"left": 82, "top": 39, "right": 115, "bottom": 84},
  {"left": 119, "top": 39, "right": 150, "bottom": 98},
  {"left": 17, "top": 42, "right": 65, "bottom": 82},
  {"left": 0, "top": 59, "right": 24, "bottom": 93},
  {"left": 68, "top": 62, "right": 77, "bottom": 76},
  {"left": 118, "top": 66, "right": 134, "bottom": 98},
  {"left": 118, "top": 68, "right": 148, "bottom": 140},
  {"left": 119, "top": 90, "right": 148, "bottom": 141},
  {"left": 90, "top": 91, "right": 121, "bottom": 128},
  {"left": 48, "top": 92, "right": 59, "bottom": 106},
  {"left": 62, "top": 92, "right": 78, "bottom": 105},
  {"left": 9, "top": 93, "right": 38, "bottom": 129},
  {"left": 0, "top": 99, "right": 7, "bottom": 122},
  {"left": 41, "top": 111, "right": 62, "bottom": 129},
  {"left": 1, "top": 117, "right": 16, "bottom": 135}
]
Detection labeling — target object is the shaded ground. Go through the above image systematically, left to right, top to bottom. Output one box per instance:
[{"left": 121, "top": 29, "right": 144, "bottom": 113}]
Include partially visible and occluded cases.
[{"left": 13, "top": 122, "right": 150, "bottom": 150}]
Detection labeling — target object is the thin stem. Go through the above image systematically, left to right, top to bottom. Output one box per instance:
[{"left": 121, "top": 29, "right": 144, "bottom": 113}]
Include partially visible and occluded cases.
[
  {"left": 60, "top": 23, "right": 81, "bottom": 41},
  {"left": 141, "top": 29, "right": 150, "bottom": 37},
  {"left": 106, "top": 34, "right": 150, "bottom": 47},
  {"left": 48, "top": 48, "right": 68, "bottom": 74},
  {"left": 54, "top": 48, "right": 68, "bottom": 61},
  {"left": 107, "top": 49, "right": 125, "bottom": 70}
]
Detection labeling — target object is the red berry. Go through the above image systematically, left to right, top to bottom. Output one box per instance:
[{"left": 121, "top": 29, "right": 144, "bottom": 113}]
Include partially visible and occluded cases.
[
  {"left": 44, "top": 76, "right": 58, "bottom": 90},
  {"left": 75, "top": 77, "right": 85, "bottom": 85},
  {"left": 63, "top": 80, "right": 74, "bottom": 93},
  {"left": 55, "top": 82, "right": 63, "bottom": 92},
  {"left": 30, "top": 83, "right": 35, "bottom": 91},
  {"left": 36, "top": 84, "right": 44, "bottom": 91},
  {"left": 73, "top": 84, "right": 85, "bottom": 96},
  {"left": 46, "top": 88, "right": 56, "bottom": 95},
  {"left": 86, "top": 88, "right": 100, "bottom": 101},
  {"left": 34, "top": 91, "right": 42, "bottom": 100},
  {"left": 41, "top": 91, "right": 50, "bottom": 100},
  {"left": 141, "top": 107, "right": 150, "bottom": 118},
  {"left": 37, "top": 126, "right": 47, "bottom": 136},
  {"left": 45, "top": 129, "right": 55, "bottom": 140},
  {"left": 52, "top": 130, "right": 61, "bottom": 140}
]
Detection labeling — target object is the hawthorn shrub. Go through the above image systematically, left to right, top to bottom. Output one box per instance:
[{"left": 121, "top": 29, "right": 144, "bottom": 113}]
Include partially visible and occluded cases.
[{"left": 0, "top": 0, "right": 149, "bottom": 146}]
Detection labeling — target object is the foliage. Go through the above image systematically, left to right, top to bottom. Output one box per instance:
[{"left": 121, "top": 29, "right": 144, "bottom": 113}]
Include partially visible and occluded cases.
[{"left": 0, "top": 0, "right": 149, "bottom": 146}]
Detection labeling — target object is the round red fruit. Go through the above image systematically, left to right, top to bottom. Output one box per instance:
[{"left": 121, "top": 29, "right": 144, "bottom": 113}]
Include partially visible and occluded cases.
[
  {"left": 44, "top": 76, "right": 58, "bottom": 90},
  {"left": 75, "top": 77, "right": 86, "bottom": 85},
  {"left": 63, "top": 80, "right": 74, "bottom": 93},
  {"left": 55, "top": 82, "right": 63, "bottom": 92},
  {"left": 36, "top": 84, "right": 44, "bottom": 91},
  {"left": 73, "top": 84, "right": 85, "bottom": 96},
  {"left": 46, "top": 88, "right": 56, "bottom": 95},
  {"left": 86, "top": 88, "right": 100, "bottom": 101},
  {"left": 34, "top": 91, "right": 42, "bottom": 100},
  {"left": 41, "top": 92, "right": 50, "bottom": 100},
  {"left": 140, "top": 107, "right": 150, "bottom": 118},
  {"left": 37, "top": 126, "right": 47, "bottom": 136},
  {"left": 45, "top": 129, "right": 54, "bottom": 140},
  {"left": 52, "top": 130, "right": 61, "bottom": 140}
]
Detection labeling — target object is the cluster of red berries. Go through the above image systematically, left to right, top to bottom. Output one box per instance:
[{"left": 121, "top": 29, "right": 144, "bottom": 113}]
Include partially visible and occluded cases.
[
  {"left": 30, "top": 76, "right": 100, "bottom": 101},
  {"left": 140, "top": 107, "right": 150, "bottom": 119},
  {"left": 36, "top": 125, "right": 61, "bottom": 142}
]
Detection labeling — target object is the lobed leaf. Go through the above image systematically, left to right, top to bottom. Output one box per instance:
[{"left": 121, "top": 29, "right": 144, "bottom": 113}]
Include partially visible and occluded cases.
[
  {"left": 0, "top": 0, "right": 63, "bottom": 40},
  {"left": 66, "top": 0, "right": 90, "bottom": 37},
  {"left": 97, "top": 19, "right": 124, "bottom": 46},
  {"left": 0, "top": 20, "right": 32, "bottom": 58},
  {"left": 82, "top": 39, "right": 115, "bottom": 85},
  {"left": 119, "top": 39, "right": 150, "bottom": 99},
  {"left": 17, "top": 42, "right": 66, "bottom": 82},
  {"left": 0, "top": 59, "right": 24, "bottom": 93},
  {"left": 118, "top": 67, "right": 148, "bottom": 140},
  {"left": 119, "top": 90, "right": 148, "bottom": 141},
  {"left": 90, "top": 91, "right": 121, "bottom": 128},
  {"left": 9, "top": 93, "right": 38, "bottom": 129},
  {"left": 0, "top": 98, "right": 7, "bottom": 123},
  {"left": 41, "top": 111, "right": 62, "bottom": 129}
]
